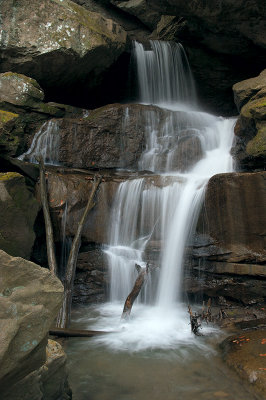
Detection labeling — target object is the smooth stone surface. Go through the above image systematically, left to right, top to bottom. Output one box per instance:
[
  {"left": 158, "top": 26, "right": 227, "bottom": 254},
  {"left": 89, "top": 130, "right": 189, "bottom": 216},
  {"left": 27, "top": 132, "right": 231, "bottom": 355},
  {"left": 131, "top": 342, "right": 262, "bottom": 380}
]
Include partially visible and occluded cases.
[
  {"left": 0, "top": 250, "right": 64, "bottom": 393},
  {"left": 221, "top": 329, "right": 266, "bottom": 397}
]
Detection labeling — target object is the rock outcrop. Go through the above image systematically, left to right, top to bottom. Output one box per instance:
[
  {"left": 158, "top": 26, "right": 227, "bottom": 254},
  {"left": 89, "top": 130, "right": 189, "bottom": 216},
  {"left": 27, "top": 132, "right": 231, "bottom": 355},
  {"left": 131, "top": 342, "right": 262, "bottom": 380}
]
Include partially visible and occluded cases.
[
  {"left": 0, "top": 0, "right": 128, "bottom": 105},
  {"left": 111, "top": 0, "right": 161, "bottom": 30},
  {"left": 147, "top": 0, "right": 266, "bottom": 55},
  {"left": 232, "top": 70, "right": 266, "bottom": 170},
  {"left": 0, "top": 72, "right": 86, "bottom": 162},
  {"left": 0, "top": 73, "right": 44, "bottom": 110},
  {"left": 21, "top": 103, "right": 209, "bottom": 171},
  {"left": 187, "top": 171, "right": 266, "bottom": 305},
  {"left": 195, "top": 171, "right": 266, "bottom": 265},
  {"left": 0, "top": 172, "right": 40, "bottom": 259},
  {"left": 0, "top": 250, "right": 66, "bottom": 398},
  {"left": 3, "top": 340, "right": 71, "bottom": 400}
]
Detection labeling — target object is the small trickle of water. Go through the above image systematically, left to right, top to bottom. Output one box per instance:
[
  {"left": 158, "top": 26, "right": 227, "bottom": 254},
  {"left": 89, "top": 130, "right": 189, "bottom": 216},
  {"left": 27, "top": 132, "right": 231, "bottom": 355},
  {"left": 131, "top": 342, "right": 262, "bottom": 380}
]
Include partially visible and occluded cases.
[{"left": 18, "top": 119, "right": 60, "bottom": 165}]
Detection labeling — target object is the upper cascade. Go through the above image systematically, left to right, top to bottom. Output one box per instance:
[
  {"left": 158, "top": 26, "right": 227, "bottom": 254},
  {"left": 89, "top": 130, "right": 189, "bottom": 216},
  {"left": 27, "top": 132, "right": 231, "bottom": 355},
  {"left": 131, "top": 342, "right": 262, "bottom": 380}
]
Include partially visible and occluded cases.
[{"left": 133, "top": 40, "right": 196, "bottom": 105}]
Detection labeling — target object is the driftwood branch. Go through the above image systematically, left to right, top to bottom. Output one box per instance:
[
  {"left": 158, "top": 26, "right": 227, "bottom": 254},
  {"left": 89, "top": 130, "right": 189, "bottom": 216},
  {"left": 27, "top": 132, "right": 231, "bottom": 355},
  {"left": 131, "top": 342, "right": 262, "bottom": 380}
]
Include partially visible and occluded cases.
[
  {"left": 38, "top": 156, "right": 58, "bottom": 275},
  {"left": 57, "top": 175, "right": 102, "bottom": 328},
  {"left": 121, "top": 264, "right": 149, "bottom": 320},
  {"left": 188, "top": 298, "right": 229, "bottom": 336},
  {"left": 188, "top": 305, "right": 202, "bottom": 336}
]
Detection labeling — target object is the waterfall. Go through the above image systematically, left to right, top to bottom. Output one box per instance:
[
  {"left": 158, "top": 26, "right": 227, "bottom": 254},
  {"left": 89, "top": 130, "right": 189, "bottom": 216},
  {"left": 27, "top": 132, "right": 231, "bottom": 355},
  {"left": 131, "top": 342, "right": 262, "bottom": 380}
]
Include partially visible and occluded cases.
[
  {"left": 106, "top": 40, "right": 235, "bottom": 310},
  {"left": 133, "top": 40, "right": 196, "bottom": 105},
  {"left": 18, "top": 119, "right": 60, "bottom": 165}
]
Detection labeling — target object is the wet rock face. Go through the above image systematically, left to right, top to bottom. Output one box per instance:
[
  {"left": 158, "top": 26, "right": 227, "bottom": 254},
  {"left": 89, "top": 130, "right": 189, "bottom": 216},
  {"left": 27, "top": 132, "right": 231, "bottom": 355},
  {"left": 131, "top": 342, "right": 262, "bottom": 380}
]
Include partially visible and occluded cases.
[
  {"left": 0, "top": 0, "right": 127, "bottom": 101},
  {"left": 232, "top": 70, "right": 266, "bottom": 171},
  {"left": 22, "top": 103, "right": 206, "bottom": 171},
  {"left": 58, "top": 104, "right": 148, "bottom": 169},
  {"left": 37, "top": 170, "right": 122, "bottom": 244},
  {"left": 0, "top": 172, "right": 40, "bottom": 259},
  {"left": 195, "top": 172, "right": 266, "bottom": 265},
  {"left": 73, "top": 247, "right": 108, "bottom": 303},
  {"left": 0, "top": 250, "right": 64, "bottom": 396},
  {"left": 221, "top": 329, "right": 266, "bottom": 397}
]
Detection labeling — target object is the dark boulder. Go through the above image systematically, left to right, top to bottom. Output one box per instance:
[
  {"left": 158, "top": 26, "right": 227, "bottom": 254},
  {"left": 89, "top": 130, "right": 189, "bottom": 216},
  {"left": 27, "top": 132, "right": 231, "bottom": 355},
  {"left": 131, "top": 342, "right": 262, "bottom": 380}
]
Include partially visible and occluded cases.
[{"left": 232, "top": 70, "right": 266, "bottom": 171}]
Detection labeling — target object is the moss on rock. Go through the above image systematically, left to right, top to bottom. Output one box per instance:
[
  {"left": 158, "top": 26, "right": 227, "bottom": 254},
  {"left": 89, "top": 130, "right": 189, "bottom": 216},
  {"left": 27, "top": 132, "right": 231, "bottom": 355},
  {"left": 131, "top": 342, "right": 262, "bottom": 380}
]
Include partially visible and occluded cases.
[
  {"left": 0, "top": 110, "right": 19, "bottom": 124},
  {"left": 246, "top": 122, "right": 266, "bottom": 157}
]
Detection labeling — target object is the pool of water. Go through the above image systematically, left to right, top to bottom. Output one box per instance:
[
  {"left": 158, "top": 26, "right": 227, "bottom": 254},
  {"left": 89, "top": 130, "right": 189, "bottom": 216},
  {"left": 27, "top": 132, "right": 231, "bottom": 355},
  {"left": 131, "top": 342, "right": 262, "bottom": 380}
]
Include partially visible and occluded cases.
[{"left": 63, "top": 304, "right": 262, "bottom": 400}]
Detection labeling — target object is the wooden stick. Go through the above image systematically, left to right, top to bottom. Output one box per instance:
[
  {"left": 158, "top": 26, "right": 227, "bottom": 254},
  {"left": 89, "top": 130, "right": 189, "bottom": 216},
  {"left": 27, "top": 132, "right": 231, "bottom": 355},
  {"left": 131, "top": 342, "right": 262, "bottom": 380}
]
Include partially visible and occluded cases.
[
  {"left": 38, "top": 156, "right": 58, "bottom": 276},
  {"left": 57, "top": 175, "right": 102, "bottom": 328},
  {"left": 49, "top": 327, "right": 112, "bottom": 337}
]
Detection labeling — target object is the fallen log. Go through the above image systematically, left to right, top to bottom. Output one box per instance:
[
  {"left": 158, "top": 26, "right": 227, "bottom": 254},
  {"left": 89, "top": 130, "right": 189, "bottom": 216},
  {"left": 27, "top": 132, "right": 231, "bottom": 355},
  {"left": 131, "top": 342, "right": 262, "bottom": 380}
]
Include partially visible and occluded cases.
[
  {"left": 121, "top": 264, "right": 149, "bottom": 320},
  {"left": 49, "top": 327, "right": 112, "bottom": 337}
]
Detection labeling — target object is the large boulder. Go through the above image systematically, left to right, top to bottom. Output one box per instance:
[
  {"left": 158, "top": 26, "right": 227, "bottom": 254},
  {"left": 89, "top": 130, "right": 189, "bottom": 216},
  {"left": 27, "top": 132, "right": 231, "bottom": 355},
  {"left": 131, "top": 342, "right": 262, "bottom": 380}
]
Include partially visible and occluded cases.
[
  {"left": 0, "top": 0, "right": 128, "bottom": 101},
  {"left": 232, "top": 70, "right": 266, "bottom": 170},
  {"left": 0, "top": 73, "right": 44, "bottom": 110},
  {"left": 194, "top": 171, "right": 266, "bottom": 265},
  {"left": 0, "top": 172, "right": 40, "bottom": 259},
  {"left": 0, "top": 250, "right": 64, "bottom": 395},
  {"left": 2, "top": 340, "right": 71, "bottom": 400}
]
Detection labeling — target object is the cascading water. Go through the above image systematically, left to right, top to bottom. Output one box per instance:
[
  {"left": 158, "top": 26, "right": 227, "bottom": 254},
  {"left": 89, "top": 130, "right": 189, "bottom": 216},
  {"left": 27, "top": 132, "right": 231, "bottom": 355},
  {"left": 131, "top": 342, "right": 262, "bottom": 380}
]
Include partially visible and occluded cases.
[
  {"left": 94, "top": 40, "right": 236, "bottom": 350},
  {"left": 18, "top": 119, "right": 60, "bottom": 165}
]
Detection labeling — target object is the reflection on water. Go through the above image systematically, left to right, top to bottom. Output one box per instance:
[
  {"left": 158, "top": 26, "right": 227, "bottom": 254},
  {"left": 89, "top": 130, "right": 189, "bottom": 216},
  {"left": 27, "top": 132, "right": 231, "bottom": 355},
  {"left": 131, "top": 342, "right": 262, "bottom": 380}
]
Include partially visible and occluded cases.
[{"left": 63, "top": 305, "right": 260, "bottom": 400}]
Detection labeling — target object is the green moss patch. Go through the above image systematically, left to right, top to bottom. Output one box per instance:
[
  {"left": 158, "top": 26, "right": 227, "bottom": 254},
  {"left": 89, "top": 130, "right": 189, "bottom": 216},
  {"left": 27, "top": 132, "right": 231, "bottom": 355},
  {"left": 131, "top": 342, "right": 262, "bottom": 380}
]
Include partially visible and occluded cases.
[
  {"left": 0, "top": 110, "right": 19, "bottom": 124},
  {"left": 247, "top": 123, "right": 266, "bottom": 157},
  {"left": 0, "top": 172, "right": 22, "bottom": 181}
]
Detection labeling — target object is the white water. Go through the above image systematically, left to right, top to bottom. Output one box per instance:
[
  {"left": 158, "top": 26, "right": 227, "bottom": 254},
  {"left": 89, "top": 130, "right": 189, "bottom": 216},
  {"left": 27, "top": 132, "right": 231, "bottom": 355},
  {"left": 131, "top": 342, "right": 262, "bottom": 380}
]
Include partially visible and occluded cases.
[
  {"left": 92, "top": 40, "right": 236, "bottom": 350},
  {"left": 18, "top": 119, "right": 60, "bottom": 165}
]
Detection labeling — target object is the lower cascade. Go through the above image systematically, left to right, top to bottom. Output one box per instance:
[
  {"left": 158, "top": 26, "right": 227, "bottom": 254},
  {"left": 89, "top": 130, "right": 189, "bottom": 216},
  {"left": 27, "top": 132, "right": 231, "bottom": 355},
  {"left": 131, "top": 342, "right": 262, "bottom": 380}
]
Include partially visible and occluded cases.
[{"left": 91, "top": 41, "right": 236, "bottom": 350}]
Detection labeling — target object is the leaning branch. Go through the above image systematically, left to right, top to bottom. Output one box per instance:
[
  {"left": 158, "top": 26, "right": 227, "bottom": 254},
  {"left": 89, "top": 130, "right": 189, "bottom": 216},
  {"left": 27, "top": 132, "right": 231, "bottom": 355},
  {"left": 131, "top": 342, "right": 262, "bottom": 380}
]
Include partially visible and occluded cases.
[
  {"left": 38, "top": 157, "right": 58, "bottom": 276},
  {"left": 57, "top": 175, "right": 102, "bottom": 328},
  {"left": 121, "top": 264, "right": 149, "bottom": 320}
]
